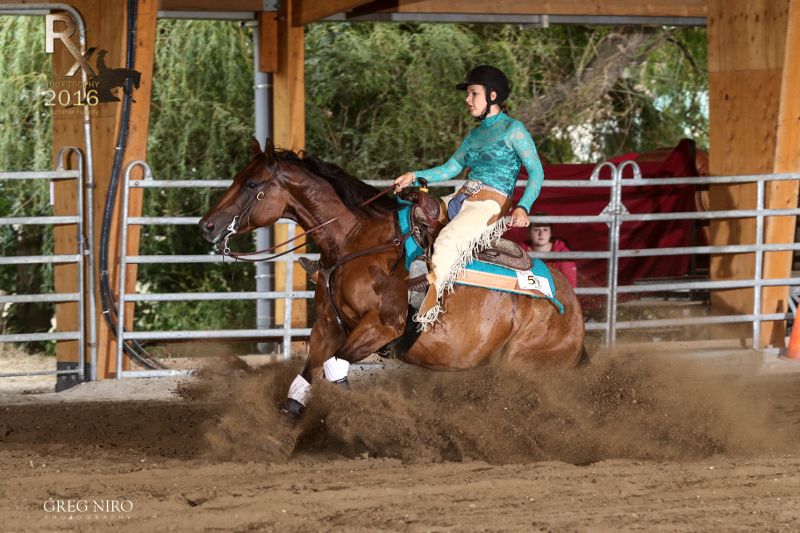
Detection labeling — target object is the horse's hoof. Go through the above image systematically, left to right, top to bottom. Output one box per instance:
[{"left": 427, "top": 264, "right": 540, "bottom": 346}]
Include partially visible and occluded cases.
[
  {"left": 332, "top": 377, "right": 351, "bottom": 391},
  {"left": 279, "top": 398, "right": 305, "bottom": 427}
]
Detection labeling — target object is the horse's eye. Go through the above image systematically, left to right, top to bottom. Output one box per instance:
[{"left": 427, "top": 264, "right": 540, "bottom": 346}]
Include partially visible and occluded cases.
[{"left": 248, "top": 182, "right": 258, "bottom": 189}]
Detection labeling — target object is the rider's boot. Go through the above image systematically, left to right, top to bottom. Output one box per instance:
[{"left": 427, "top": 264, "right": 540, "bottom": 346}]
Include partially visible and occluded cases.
[
  {"left": 414, "top": 273, "right": 439, "bottom": 322},
  {"left": 407, "top": 274, "right": 429, "bottom": 292}
]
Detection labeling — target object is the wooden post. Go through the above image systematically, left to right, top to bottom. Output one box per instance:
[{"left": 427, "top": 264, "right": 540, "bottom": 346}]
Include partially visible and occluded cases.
[
  {"left": 51, "top": 0, "right": 157, "bottom": 379},
  {"left": 707, "top": 0, "right": 794, "bottom": 346},
  {"left": 762, "top": 0, "right": 800, "bottom": 347},
  {"left": 269, "top": 1, "right": 308, "bottom": 339}
]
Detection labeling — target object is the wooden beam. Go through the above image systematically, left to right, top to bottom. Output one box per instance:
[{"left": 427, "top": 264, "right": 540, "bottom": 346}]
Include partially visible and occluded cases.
[
  {"left": 51, "top": 0, "right": 157, "bottom": 380},
  {"left": 53, "top": 0, "right": 126, "bottom": 381},
  {"left": 117, "top": 0, "right": 159, "bottom": 375},
  {"left": 157, "top": 0, "right": 262, "bottom": 10},
  {"left": 273, "top": 0, "right": 307, "bottom": 333},
  {"left": 292, "top": 0, "right": 375, "bottom": 25},
  {"left": 355, "top": 0, "right": 707, "bottom": 17},
  {"left": 706, "top": 0, "right": 791, "bottom": 346},
  {"left": 761, "top": 0, "right": 800, "bottom": 347},
  {"left": 258, "top": 11, "right": 278, "bottom": 73}
]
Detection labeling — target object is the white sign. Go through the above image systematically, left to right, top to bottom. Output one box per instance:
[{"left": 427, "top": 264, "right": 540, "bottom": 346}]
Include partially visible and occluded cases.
[{"left": 516, "top": 271, "right": 553, "bottom": 298}]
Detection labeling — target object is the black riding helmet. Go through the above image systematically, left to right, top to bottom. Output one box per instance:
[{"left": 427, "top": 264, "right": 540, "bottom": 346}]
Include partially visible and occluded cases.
[{"left": 456, "top": 65, "right": 510, "bottom": 119}]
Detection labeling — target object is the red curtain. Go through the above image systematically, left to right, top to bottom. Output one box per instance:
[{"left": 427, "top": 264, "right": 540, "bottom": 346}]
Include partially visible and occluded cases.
[{"left": 503, "top": 139, "right": 700, "bottom": 290}]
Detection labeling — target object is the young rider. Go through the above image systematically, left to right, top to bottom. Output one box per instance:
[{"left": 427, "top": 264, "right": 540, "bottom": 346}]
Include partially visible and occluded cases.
[{"left": 394, "top": 65, "right": 545, "bottom": 327}]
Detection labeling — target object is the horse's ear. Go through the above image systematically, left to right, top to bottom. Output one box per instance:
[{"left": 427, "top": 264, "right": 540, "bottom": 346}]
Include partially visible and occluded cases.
[
  {"left": 251, "top": 137, "right": 263, "bottom": 157},
  {"left": 263, "top": 138, "right": 276, "bottom": 165}
]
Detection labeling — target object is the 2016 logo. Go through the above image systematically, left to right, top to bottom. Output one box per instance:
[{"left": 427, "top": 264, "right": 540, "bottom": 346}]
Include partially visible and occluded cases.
[{"left": 44, "top": 14, "right": 141, "bottom": 110}]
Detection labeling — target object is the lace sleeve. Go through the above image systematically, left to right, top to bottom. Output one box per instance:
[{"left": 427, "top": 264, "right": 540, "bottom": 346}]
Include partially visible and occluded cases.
[
  {"left": 509, "top": 122, "right": 544, "bottom": 213},
  {"left": 412, "top": 138, "right": 468, "bottom": 183}
]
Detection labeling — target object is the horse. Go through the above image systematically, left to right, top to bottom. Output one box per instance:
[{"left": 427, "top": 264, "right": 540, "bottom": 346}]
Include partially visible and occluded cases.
[{"left": 199, "top": 138, "right": 585, "bottom": 422}]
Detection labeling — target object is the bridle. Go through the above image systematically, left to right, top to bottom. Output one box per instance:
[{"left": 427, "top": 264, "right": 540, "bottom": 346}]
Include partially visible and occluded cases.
[
  {"left": 215, "top": 168, "right": 401, "bottom": 264},
  {"left": 214, "top": 170, "right": 409, "bottom": 334}
]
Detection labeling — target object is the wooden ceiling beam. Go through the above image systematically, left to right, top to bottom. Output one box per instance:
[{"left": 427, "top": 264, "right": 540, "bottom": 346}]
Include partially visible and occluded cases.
[
  {"left": 157, "top": 0, "right": 263, "bottom": 11},
  {"left": 292, "top": 0, "right": 376, "bottom": 25},
  {"left": 360, "top": 0, "right": 707, "bottom": 17}
]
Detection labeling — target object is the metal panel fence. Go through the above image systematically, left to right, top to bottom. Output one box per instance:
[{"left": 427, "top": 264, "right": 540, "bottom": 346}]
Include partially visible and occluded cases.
[
  {"left": 0, "top": 147, "right": 96, "bottom": 383},
  {"left": 116, "top": 159, "right": 800, "bottom": 377},
  {"left": 116, "top": 161, "right": 313, "bottom": 378}
]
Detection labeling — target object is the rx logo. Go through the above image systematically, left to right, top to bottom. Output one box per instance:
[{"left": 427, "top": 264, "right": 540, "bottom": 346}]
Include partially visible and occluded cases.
[
  {"left": 45, "top": 14, "right": 97, "bottom": 77},
  {"left": 45, "top": 14, "right": 141, "bottom": 104}
]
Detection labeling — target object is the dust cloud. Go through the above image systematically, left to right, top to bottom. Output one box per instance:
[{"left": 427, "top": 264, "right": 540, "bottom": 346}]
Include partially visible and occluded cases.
[{"left": 191, "top": 353, "right": 795, "bottom": 464}]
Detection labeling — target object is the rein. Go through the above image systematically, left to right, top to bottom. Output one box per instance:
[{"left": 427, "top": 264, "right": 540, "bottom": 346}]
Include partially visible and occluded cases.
[
  {"left": 216, "top": 178, "right": 408, "bottom": 335},
  {"left": 218, "top": 184, "right": 397, "bottom": 263}
]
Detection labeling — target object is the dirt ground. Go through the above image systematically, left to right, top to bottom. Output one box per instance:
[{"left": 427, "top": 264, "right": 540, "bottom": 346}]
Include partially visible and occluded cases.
[{"left": 1, "top": 351, "right": 799, "bottom": 531}]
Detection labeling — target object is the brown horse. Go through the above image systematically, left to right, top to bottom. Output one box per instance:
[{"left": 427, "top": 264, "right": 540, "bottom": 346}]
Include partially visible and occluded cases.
[{"left": 200, "top": 139, "right": 585, "bottom": 420}]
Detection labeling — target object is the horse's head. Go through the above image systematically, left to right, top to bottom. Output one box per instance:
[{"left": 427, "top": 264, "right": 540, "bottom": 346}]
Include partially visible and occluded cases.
[{"left": 199, "top": 138, "right": 291, "bottom": 246}]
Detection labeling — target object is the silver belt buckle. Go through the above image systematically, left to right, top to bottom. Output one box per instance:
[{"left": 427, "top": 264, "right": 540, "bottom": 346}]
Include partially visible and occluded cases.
[{"left": 464, "top": 179, "right": 483, "bottom": 196}]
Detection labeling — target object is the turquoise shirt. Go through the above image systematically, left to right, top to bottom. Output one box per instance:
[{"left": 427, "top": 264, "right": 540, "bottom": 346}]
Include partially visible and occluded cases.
[{"left": 413, "top": 112, "right": 544, "bottom": 213}]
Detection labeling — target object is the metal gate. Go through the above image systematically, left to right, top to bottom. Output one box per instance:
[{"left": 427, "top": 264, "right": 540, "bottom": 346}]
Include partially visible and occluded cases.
[
  {"left": 0, "top": 147, "right": 96, "bottom": 387},
  {"left": 115, "top": 159, "right": 800, "bottom": 377},
  {"left": 115, "top": 161, "right": 312, "bottom": 378}
]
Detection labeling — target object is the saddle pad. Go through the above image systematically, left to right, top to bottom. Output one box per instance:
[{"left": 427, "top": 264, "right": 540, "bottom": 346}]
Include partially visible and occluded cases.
[
  {"left": 398, "top": 205, "right": 564, "bottom": 313},
  {"left": 456, "top": 258, "right": 564, "bottom": 314}
]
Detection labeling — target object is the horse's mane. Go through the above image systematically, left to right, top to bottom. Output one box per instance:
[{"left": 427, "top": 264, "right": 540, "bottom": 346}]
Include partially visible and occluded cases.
[{"left": 274, "top": 149, "right": 397, "bottom": 217}]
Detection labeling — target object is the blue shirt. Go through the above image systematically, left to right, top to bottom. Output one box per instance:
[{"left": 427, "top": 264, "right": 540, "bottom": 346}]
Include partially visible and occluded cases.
[{"left": 413, "top": 112, "right": 544, "bottom": 213}]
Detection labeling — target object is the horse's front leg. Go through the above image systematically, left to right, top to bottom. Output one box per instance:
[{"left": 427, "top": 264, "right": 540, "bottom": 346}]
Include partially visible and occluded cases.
[
  {"left": 280, "top": 308, "right": 405, "bottom": 423},
  {"left": 329, "top": 308, "right": 406, "bottom": 365},
  {"left": 280, "top": 314, "right": 344, "bottom": 423}
]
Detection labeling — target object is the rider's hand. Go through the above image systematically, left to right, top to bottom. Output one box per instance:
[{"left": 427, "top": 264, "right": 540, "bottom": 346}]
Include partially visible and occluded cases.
[
  {"left": 393, "top": 172, "right": 416, "bottom": 193},
  {"left": 509, "top": 207, "right": 530, "bottom": 228}
]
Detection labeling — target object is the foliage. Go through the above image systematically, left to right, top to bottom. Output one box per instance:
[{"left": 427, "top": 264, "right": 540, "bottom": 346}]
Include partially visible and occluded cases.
[
  {"left": 0, "top": 17, "right": 53, "bottom": 346},
  {"left": 0, "top": 18, "right": 710, "bottom": 339},
  {"left": 138, "top": 20, "right": 257, "bottom": 331},
  {"left": 306, "top": 23, "right": 708, "bottom": 168}
]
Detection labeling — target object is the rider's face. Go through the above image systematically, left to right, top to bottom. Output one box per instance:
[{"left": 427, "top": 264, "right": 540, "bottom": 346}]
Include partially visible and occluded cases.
[{"left": 465, "top": 85, "right": 496, "bottom": 118}]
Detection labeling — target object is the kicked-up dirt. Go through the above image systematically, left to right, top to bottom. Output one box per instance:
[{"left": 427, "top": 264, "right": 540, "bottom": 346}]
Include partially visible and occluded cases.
[{"left": 1, "top": 352, "right": 799, "bottom": 531}]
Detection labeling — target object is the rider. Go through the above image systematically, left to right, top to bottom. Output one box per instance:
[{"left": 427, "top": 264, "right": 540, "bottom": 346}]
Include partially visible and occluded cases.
[{"left": 394, "top": 65, "right": 545, "bottom": 327}]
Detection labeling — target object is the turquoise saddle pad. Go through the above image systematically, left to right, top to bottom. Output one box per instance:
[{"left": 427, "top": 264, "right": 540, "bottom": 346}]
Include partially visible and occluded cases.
[{"left": 397, "top": 204, "right": 564, "bottom": 314}]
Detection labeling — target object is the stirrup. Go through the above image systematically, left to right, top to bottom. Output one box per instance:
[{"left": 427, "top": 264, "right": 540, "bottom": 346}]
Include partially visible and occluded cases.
[{"left": 407, "top": 274, "right": 429, "bottom": 292}]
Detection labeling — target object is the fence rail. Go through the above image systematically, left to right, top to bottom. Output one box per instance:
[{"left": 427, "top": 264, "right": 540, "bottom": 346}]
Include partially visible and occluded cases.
[
  {"left": 0, "top": 148, "right": 96, "bottom": 383},
  {"left": 115, "top": 159, "right": 800, "bottom": 377},
  {"left": 116, "top": 161, "right": 308, "bottom": 376}
]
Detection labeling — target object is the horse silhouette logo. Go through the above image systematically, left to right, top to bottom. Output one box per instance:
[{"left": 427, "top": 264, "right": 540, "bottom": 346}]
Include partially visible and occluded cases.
[{"left": 90, "top": 49, "right": 141, "bottom": 103}]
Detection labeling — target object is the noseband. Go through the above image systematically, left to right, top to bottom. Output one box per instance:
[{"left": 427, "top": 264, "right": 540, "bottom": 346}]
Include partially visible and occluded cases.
[{"left": 216, "top": 184, "right": 268, "bottom": 255}]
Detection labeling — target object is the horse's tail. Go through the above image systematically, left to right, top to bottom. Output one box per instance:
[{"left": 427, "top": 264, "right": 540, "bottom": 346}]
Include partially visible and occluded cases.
[{"left": 575, "top": 345, "right": 590, "bottom": 367}]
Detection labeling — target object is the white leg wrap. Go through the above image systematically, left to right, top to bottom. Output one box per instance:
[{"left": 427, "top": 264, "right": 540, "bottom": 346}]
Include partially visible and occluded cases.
[
  {"left": 323, "top": 357, "right": 350, "bottom": 382},
  {"left": 287, "top": 374, "right": 311, "bottom": 406}
]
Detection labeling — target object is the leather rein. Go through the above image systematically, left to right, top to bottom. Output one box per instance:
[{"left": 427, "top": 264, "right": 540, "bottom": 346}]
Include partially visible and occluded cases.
[
  {"left": 216, "top": 181, "right": 408, "bottom": 335},
  {"left": 216, "top": 184, "right": 399, "bottom": 263}
]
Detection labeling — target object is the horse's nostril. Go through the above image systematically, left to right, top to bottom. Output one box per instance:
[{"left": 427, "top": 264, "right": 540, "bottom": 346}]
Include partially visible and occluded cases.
[{"left": 206, "top": 221, "right": 215, "bottom": 231}]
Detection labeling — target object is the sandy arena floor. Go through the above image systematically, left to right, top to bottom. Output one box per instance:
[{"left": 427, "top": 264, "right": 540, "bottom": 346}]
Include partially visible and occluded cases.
[{"left": 0, "top": 350, "right": 799, "bottom": 531}]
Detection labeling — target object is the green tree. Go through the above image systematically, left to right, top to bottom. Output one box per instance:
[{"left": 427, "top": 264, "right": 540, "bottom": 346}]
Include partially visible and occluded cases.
[
  {"left": 0, "top": 17, "right": 54, "bottom": 348},
  {"left": 0, "top": 18, "right": 710, "bottom": 343},
  {"left": 139, "top": 20, "right": 257, "bottom": 332}
]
